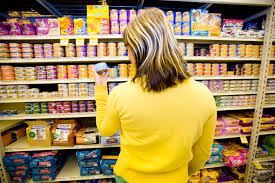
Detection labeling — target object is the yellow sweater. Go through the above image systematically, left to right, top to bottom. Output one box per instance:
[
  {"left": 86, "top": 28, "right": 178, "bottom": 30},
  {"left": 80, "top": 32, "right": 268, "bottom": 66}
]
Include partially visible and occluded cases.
[{"left": 95, "top": 78, "right": 217, "bottom": 183}]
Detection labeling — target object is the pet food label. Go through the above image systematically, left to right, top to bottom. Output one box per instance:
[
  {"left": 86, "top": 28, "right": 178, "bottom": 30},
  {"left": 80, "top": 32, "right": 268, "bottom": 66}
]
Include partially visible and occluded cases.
[
  {"left": 87, "top": 5, "right": 110, "bottom": 35},
  {"left": 53, "top": 124, "right": 71, "bottom": 142},
  {"left": 29, "top": 125, "right": 46, "bottom": 140},
  {"left": 39, "top": 161, "right": 51, "bottom": 167},
  {"left": 40, "top": 169, "right": 50, "bottom": 173}
]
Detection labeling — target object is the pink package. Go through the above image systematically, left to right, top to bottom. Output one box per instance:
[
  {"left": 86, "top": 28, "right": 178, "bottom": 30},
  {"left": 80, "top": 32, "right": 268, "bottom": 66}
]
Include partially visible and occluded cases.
[
  {"left": 7, "top": 18, "right": 22, "bottom": 35},
  {"left": 19, "top": 19, "right": 36, "bottom": 35},
  {"left": 35, "top": 19, "right": 49, "bottom": 35},
  {"left": 48, "top": 19, "right": 60, "bottom": 35},
  {"left": 222, "top": 19, "right": 244, "bottom": 36},
  {"left": 0, "top": 22, "right": 10, "bottom": 35},
  {"left": 221, "top": 116, "right": 240, "bottom": 127},
  {"left": 222, "top": 126, "right": 240, "bottom": 135},
  {"left": 223, "top": 150, "right": 246, "bottom": 167}
]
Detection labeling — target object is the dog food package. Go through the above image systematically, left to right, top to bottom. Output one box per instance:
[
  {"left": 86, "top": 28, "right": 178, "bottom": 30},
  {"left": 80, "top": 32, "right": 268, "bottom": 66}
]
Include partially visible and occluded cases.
[
  {"left": 87, "top": 5, "right": 110, "bottom": 35},
  {"left": 190, "top": 9, "right": 209, "bottom": 36},
  {"left": 209, "top": 13, "right": 221, "bottom": 37},
  {"left": 59, "top": 17, "right": 74, "bottom": 35},
  {"left": 48, "top": 18, "right": 60, "bottom": 35},
  {"left": 74, "top": 18, "right": 87, "bottom": 35},
  {"left": 19, "top": 19, "right": 36, "bottom": 35},
  {"left": 35, "top": 19, "right": 49, "bottom": 35},
  {"left": 51, "top": 119, "right": 77, "bottom": 146},
  {"left": 26, "top": 120, "right": 52, "bottom": 147},
  {"left": 10, "top": 125, "right": 26, "bottom": 141},
  {"left": 75, "top": 127, "right": 98, "bottom": 145},
  {"left": 1, "top": 132, "right": 12, "bottom": 146},
  {"left": 76, "top": 149, "right": 102, "bottom": 160},
  {"left": 30, "top": 151, "right": 62, "bottom": 168},
  {"left": 3, "top": 152, "right": 31, "bottom": 166},
  {"left": 32, "top": 157, "right": 64, "bottom": 175},
  {"left": 78, "top": 158, "right": 101, "bottom": 168},
  {"left": 100, "top": 159, "right": 117, "bottom": 170},
  {"left": 6, "top": 165, "right": 30, "bottom": 172},
  {"left": 80, "top": 167, "right": 101, "bottom": 176},
  {"left": 32, "top": 168, "right": 61, "bottom": 181},
  {"left": 9, "top": 169, "right": 30, "bottom": 176},
  {"left": 103, "top": 169, "right": 114, "bottom": 175},
  {"left": 11, "top": 174, "right": 31, "bottom": 183}
]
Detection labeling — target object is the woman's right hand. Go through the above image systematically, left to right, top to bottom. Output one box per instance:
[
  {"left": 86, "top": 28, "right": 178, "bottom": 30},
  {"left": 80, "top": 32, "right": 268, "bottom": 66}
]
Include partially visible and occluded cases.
[{"left": 92, "top": 67, "right": 110, "bottom": 86}]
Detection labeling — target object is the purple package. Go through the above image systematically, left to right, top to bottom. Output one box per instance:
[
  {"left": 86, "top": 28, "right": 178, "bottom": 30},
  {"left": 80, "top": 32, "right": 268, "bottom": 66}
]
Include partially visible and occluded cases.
[
  {"left": 127, "top": 10, "right": 137, "bottom": 22},
  {"left": 7, "top": 18, "right": 22, "bottom": 35},
  {"left": 20, "top": 19, "right": 36, "bottom": 35},
  {"left": 35, "top": 19, "right": 49, "bottom": 35},
  {"left": 0, "top": 22, "right": 10, "bottom": 35},
  {"left": 218, "top": 171, "right": 235, "bottom": 182}
]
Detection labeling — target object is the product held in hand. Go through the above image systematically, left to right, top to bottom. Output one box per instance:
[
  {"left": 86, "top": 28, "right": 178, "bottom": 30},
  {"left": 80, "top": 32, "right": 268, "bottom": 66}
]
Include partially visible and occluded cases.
[{"left": 94, "top": 62, "right": 108, "bottom": 74}]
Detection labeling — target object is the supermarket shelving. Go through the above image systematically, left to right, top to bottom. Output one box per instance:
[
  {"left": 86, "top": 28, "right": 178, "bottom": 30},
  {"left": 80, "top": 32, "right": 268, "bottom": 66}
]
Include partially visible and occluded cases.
[
  {"left": 0, "top": 96, "right": 95, "bottom": 103},
  {"left": 0, "top": 112, "right": 96, "bottom": 120},
  {"left": 0, "top": 120, "right": 24, "bottom": 133},
  {"left": 5, "top": 136, "right": 120, "bottom": 153},
  {"left": 254, "top": 157, "right": 275, "bottom": 162},
  {"left": 201, "top": 163, "right": 226, "bottom": 169}
]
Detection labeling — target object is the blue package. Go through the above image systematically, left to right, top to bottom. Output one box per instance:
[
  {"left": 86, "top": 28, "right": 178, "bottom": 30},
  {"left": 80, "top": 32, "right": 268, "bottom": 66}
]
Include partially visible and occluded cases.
[
  {"left": 190, "top": 9, "right": 209, "bottom": 36},
  {"left": 165, "top": 11, "right": 174, "bottom": 25},
  {"left": 174, "top": 12, "right": 182, "bottom": 23},
  {"left": 74, "top": 18, "right": 87, "bottom": 35},
  {"left": 174, "top": 22, "right": 182, "bottom": 35},
  {"left": 94, "top": 62, "right": 108, "bottom": 73},
  {"left": 100, "top": 135, "right": 120, "bottom": 146},
  {"left": 211, "top": 143, "right": 224, "bottom": 156},
  {"left": 76, "top": 149, "right": 102, "bottom": 160},
  {"left": 30, "top": 151, "right": 63, "bottom": 168},
  {"left": 3, "top": 152, "right": 31, "bottom": 167},
  {"left": 205, "top": 155, "right": 223, "bottom": 164},
  {"left": 78, "top": 158, "right": 101, "bottom": 168},
  {"left": 32, "top": 159, "right": 64, "bottom": 175},
  {"left": 100, "top": 159, "right": 117, "bottom": 170},
  {"left": 101, "top": 163, "right": 116, "bottom": 170},
  {"left": 6, "top": 165, "right": 30, "bottom": 171},
  {"left": 80, "top": 167, "right": 101, "bottom": 176},
  {"left": 9, "top": 169, "right": 30, "bottom": 176},
  {"left": 102, "top": 169, "right": 114, "bottom": 175},
  {"left": 32, "top": 172, "right": 57, "bottom": 181},
  {"left": 10, "top": 174, "right": 31, "bottom": 183}
]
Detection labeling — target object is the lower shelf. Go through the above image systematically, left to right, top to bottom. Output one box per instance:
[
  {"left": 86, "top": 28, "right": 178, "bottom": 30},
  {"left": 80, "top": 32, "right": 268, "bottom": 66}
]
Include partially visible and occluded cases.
[
  {"left": 254, "top": 157, "right": 275, "bottom": 162},
  {"left": 201, "top": 163, "right": 226, "bottom": 169}
]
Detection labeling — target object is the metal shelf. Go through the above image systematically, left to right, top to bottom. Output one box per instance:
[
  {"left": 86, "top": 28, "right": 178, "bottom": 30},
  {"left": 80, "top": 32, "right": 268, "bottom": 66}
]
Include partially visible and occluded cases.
[
  {"left": 168, "top": 0, "right": 274, "bottom": 6},
  {"left": 0, "top": 56, "right": 129, "bottom": 64},
  {"left": 194, "top": 75, "right": 259, "bottom": 80},
  {"left": 212, "top": 91, "right": 257, "bottom": 96},
  {"left": 0, "top": 96, "right": 95, "bottom": 103},
  {"left": 0, "top": 112, "right": 96, "bottom": 120},
  {"left": 0, "top": 120, "right": 24, "bottom": 133},
  {"left": 214, "top": 131, "right": 275, "bottom": 140},
  {"left": 4, "top": 136, "right": 119, "bottom": 153},
  {"left": 254, "top": 157, "right": 275, "bottom": 162},
  {"left": 201, "top": 163, "right": 226, "bottom": 169}
]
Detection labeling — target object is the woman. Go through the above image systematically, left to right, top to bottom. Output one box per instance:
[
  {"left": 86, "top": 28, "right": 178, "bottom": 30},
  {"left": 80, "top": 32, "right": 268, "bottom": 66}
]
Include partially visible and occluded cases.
[{"left": 93, "top": 8, "right": 217, "bottom": 183}]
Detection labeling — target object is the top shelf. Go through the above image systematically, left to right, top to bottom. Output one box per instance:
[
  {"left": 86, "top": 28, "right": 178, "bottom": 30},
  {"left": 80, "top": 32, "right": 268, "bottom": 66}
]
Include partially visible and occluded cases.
[
  {"left": 171, "top": 0, "right": 274, "bottom": 6},
  {"left": 0, "top": 35, "right": 264, "bottom": 43}
]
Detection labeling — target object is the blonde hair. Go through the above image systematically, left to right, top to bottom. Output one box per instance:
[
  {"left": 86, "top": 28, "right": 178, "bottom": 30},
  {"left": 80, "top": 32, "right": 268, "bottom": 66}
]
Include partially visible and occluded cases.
[{"left": 123, "top": 8, "right": 190, "bottom": 92}]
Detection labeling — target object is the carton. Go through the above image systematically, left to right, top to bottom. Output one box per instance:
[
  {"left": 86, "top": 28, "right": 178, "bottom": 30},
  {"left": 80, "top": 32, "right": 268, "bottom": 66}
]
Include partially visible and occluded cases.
[
  {"left": 87, "top": 5, "right": 110, "bottom": 35},
  {"left": 190, "top": 9, "right": 209, "bottom": 36},
  {"left": 209, "top": 13, "right": 221, "bottom": 37},
  {"left": 59, "top": 17, "right": 74, "bottom": 35},
  {"left": 74, "top": 18, "right": 87, "bottom": 35},
  {"left": 35, "top": 19, "right": 49, "bottom": 35},
  {"left": 48, "top": 19, "right": 60, "bottom": 35}
]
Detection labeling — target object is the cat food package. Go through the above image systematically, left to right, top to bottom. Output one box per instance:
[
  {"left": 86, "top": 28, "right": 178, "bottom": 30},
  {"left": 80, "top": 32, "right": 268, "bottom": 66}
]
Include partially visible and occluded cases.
[
  {"left": 87, "top": 5, "right": 110, "bottom": 35},
  {"left": 190, "top": 9, "right": 209, "bottom": 36},
  {"left": 181, "top": 11, "right": 190, "bottom": 35},
  {"left": 209, "top": 13, "right": 221, "bottom": 37},
  {"left": 59, "top": 17, "right": 74, "bottom": 35},
  {"left": 7, "top": 18, "right": 22, "bottom": 35},
  {"left": 48, "top": 18, "right": 60, "bottom": 35},
  {"left": 74, "top": 18, "right": 87, "bottom": 35},
  {"left": 19, "top": 19, "right": 36, "bottom": 35},
  {"left": 35, "top": 19, "right": 49, "bottom": 35},
  {"left": 222, "top": 19, "right": 244, "bottom": 37},
  {"left": 0, "top": 21, "right": 10, "bottom": 35},
  {"left": 51, "top": 119, "right": 77, "bottom": 146},
  {"left": 26, "top": 120, "right": 52, "bottom": 147},
  {"left": 76, "top": 149, "right": 102, "bottom": 160},
  {"left": 3, "top": 152, "right": 31, "bottom": 166}
]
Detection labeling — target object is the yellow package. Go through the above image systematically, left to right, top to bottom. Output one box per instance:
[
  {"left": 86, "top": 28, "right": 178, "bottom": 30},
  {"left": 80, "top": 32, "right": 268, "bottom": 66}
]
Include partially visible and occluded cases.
[
  {"left": 87, "top": 5, "right": 109, "bottom": 35},
  {"left": 209, "top": 13, "right": 221, "bottom": 37},
  {"left": 25, "top": 121, "right": 52, "bottom": 147},
  {"left": 188, "top": 178, "right": 201, "bottom": 183}
]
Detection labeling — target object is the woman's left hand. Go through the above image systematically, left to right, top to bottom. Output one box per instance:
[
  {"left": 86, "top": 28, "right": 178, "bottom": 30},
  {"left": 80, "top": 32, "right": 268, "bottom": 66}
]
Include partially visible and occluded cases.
[{"left": 92, "top": 67, "right": 110, "bottom": 86}]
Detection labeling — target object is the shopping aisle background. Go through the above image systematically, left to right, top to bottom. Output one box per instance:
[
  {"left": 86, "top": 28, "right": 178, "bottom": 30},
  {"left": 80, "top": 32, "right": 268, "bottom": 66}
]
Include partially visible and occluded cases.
[{"left": 0, "top": 0, "right": 274, "bottom": 183}]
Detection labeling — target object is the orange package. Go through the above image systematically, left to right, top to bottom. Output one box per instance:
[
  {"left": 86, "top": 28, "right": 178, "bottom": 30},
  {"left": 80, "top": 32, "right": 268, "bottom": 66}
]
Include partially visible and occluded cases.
[
  {"left": 87, "top": 5, "right": 110, "bottom": 35},
  {"left": 59, "top": 17, "right": 74, "bottom": 35}
]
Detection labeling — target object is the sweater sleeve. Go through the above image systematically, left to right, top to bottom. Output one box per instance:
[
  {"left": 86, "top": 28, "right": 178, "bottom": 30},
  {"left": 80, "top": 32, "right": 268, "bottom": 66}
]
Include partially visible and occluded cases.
[
  {"left": 95, "top": 85, "right": 121, "bottom": 137},
  {"left": 188, "top": 106, "right": 217, "bottom": 176}
]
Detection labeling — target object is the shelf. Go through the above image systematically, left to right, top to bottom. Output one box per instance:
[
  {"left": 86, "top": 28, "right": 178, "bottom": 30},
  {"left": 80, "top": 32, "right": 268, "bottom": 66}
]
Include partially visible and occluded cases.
[
  {"left": 168, "top": 0, "right": 274, "bottom": 6},
  {"left": 0, "top": 56, "right": 129, "bottom": 64},
  {"left": 184, "top": 56, "right": 261, "bottom": 61},
  {"left": 194, "top": 75, "right": 259, "bottom": 80},
  {"left": 268, "top": 75, "right": 275, "bottom": 79},
  {"left": 0, "top": 78, "right": 129, "bottom": 85},
  {"left": 212, "top": 91, "right": 257, "bottom": 96},
  {"left": 0, "top": 96, "right": 95, "bottom": 103},
  {"left": 217, "top": 106, "right": 255, "bottom": 111},
  {"left": 0, "top": 112, "right": 96, "bottom": 120},
  {"left": 0, "top": 120, "right": 24, "bottom": 133},
  {"left": 259, "top": 130, "right": 275, "bottom": 135},
  {"left": 214, "top": 134, "right": 250, "bottom": 140},
  {"left": 5, "top": 136, "right": 119, "bottom": 153},
  {"left": 37, "top": 155, "right": 115, "bottom": 182},
  {"left": 254, "top": 157, "right": 275, "bottom": 162},
  {"left": 201, "top": 163, "right": 226, "bottom": 169}
]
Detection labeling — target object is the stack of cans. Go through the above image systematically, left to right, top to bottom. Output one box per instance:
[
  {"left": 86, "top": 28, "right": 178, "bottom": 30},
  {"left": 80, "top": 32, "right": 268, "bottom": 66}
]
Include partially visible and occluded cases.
[
  {"left": 110, "top": 9, "right": 119, "bottom": 34},
  {"left": 119, "top": 9, "right": 128, "bottom": 34},
  {"left": 166, "top": 11, "right": 174, "bottom": 26},
  {"left": 174, "top": 11, "right": 182, "bottom": 35},
  {"left": 117, "top": 42, "right": 127, "bottom": 56},
  {"left": 0, "top": 43, "right": 10, "bottom": 58},
  {"left": 9, "top": 43, "right": 21, "bottom": 58},
  {"left": 21, "top": 43, "right": 33, "bottom": 58},
  {"left": 53, "top": 43, "right": 64, "bottom": 57},
  {"left": 65, "top": 43, "right": 76, "bottom": 57},
  {"left": 87, "top": 43, "right": 97, "bottom": 57},
  {"left": 97, "top": 43, "right": 107, "bottom": 56},
  {"left": 107, "top": 43, "right": 117, "bottom": 56},
  {"left": 179, "top": 43, "right": 185, "bottom": 56},
  {"left": 186, "top": 43, "right": 194, "bottom": 56},
  {"left": 34, "top": 44, "right": 44, "bottom": 58},
  {"left": 44, "top": 44, "right": 54, "bottom": 58},
  {"left": 209, "top": 44, "right": 220, "bottom": 57},
  {"left": 220, "top": 44, "right": 228, "bottom": 57},
  {"left": 228, "top": 44, "right": 237, "bottom": 57},
  {"left": 237, "top": 44, "right": 245, "bottom": 57},
  {"left": 76, "top": 45, "right": 87, "bottom": 57},
  {"left": 245, "top": 45, "right": 253, "bottom": 57},
  {"left": 253, "top": 45, "right": 260, "bottom": 57},
  {"left": 186, "top": 63, "right": 194, "bottom": 76},
  {"left": 194, "top": 63, "right": 203, "bottom": 76},
  {"left": 203, "top": 63, "right": 211, "bottom": 76},
  {"left": 88, "top": 64, "right": 94, "bottom": 78},
  {"left": 118, "top": 64, "right": 128, "bottom": 77},
  {"left": 128, "top": 64, "right": 136, "bottom": 78},
  {"left": 252, "top": 64, "right": 260, "bottom": 75},
  {"left": 268, "top": 64, "right": 274, "bottom": 75},
  {"left": 46, "top": 65, "right": 57, "bottom": 79},
  {"left": 57, "top": 65, "right": 68, "bottom": 79},
  {"left": 68, "top": 65, "right": 78, "bottom": 79},
  {"left": 78, "top": 65, "right": 88, "bottom": 79},
  {"left": 36, "top": 66, "right": 47, "bottom": 80},
  {"left": 109, "top": 66, "right": 118, "bottom": 78},
  {"left": 14, "top": 67, "right": 25, "bottom": 80},
  {"left": 25, "top": 67, "right": 36, "bottom": 80},
  {"left": 267, "top": 79, "right": 275, "bottom": 90},
  {"left": 79, "top": 83, "right": 89, "bottom": 96},
  {"left": 88, "top": 83, "right": 95, "bottom": 96},
  {"left": 58, "top": 84, "right": 69, "bottom": 97},
  {"left": 68, "top": 84, "right": 79, "bottom": 96},
  {"left": 5, "top": 85, "right": 17, "bottom": 98},
  {"left": 17, "top": 85, "right": 29, "bottom": 98},
  {"left": 27, "top": 88, "right": 39, "bottom": 98},
  {"left": 63, "top": 101, "right": 72, "bottom": 113},
  {"left": 72, "top": 101, "right": 79, "bottom": 113},
  {"left": 79, "top": 101, "right": 87, "bottom": 112},
  {"left": 87, "top": 101, "right": 96, "bottom": 112},
  {"left": 40, "top": 102, "right": 48, "bottom": 113},
  {"left": 48, "top": 102, "right": 57, "bottom": 113},
  {"left": 56, "top": 102, "right": 64, "bottom": 113},
  {"left": 25, "top": 103, "right": 41, "bottom": 114}
]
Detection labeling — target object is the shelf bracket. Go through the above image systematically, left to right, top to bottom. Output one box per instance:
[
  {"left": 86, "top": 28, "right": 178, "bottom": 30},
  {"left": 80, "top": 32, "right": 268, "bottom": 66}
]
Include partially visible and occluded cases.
[
  {"left": 36, "top": 0, "right": 62, "bottom": 17},
  {"left": 137, "top": 0, "right": 145, "bottom": 10}
]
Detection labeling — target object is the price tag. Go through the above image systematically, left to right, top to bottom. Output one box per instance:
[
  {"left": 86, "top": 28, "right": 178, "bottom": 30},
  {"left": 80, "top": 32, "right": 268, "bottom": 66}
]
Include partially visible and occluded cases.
[
  {"left": 60, "top": 38, "right": 69, "bottom": 46},
  {"left": 76, "top": 38, "right": 85, "bottom": 46},
  {"left": 89, "top": 38, "right": 98, "bottom": 46},
  {"left": 240, "top": 136, "right": 248, "bottom": 144},
  {"left": 254, "top": 162, "right": 263, "bottom": 169}
]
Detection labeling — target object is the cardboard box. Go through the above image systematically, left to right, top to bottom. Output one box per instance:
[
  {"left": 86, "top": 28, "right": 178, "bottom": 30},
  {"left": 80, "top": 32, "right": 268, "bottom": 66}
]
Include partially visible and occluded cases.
[
  {"left": 87, "top": 5, "right": 110, "bottom": 35},
  {"left": 190, "top": 9, "right": 209, "bottom": 36}
]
